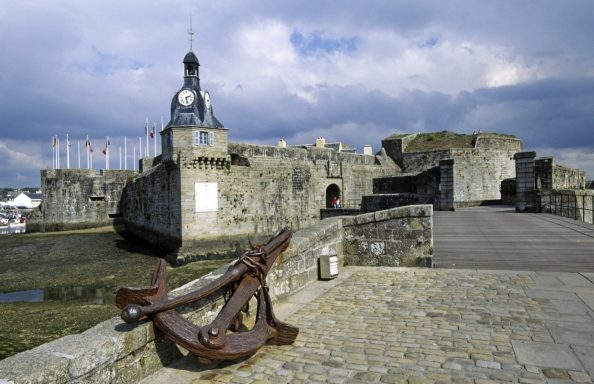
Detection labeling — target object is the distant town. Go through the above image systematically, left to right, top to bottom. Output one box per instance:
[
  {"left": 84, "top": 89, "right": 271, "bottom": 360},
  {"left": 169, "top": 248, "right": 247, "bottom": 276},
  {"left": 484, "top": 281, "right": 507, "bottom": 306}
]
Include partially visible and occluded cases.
[{"left": 0, "top": 188, "right": 40, "bottom": 231}]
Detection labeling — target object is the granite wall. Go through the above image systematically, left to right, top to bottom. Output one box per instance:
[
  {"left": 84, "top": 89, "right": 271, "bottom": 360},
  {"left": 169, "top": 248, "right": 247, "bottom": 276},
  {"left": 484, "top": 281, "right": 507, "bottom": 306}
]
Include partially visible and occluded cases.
[
  {"left": 380, "top": 134, "right": 522, "bottom": 209},
  {"left": 122, "top": 143, "right": 399, "bottom": 260},
  {"left": 514, "top": 152, "right": 587, "bottom": 213},
  {"left": 27, "top": 169, "right": 134, "bottom": 232}
]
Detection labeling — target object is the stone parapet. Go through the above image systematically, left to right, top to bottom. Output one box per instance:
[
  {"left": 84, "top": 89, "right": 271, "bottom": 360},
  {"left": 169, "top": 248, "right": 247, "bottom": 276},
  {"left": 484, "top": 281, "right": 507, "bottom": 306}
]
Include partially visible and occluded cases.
[
  {"left": 0, "top": 205, "right": 432, "bottom": 383},
  {"left": 343, "top": 205, "right": 433, "bottom": 267}
]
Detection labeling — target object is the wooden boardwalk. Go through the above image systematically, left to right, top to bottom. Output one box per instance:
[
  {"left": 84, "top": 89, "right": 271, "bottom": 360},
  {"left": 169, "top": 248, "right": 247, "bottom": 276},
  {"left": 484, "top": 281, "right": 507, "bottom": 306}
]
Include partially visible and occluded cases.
[{"left": 433, "top": 205, "right": 594, "bottom": 271}]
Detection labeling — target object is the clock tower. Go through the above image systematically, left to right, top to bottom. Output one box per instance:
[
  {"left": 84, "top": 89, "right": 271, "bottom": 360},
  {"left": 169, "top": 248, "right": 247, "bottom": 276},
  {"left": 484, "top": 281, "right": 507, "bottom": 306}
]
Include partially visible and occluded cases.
[
  {"left": 162, "top": 49, "right": 229, "bottom": 166},
  {"left": 168, "top": 50, "right": 224, "bottom": 128}
]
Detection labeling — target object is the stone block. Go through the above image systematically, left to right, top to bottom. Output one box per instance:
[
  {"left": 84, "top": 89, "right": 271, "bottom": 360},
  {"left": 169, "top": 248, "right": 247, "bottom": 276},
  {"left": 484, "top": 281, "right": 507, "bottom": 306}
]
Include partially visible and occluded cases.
[{"left": 0, "top": 344, "right": 71, "bottom": 384}]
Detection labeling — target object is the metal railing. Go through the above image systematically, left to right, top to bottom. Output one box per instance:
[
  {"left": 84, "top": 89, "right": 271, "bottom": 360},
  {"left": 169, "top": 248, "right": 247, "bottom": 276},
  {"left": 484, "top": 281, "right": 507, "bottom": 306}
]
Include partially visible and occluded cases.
[{"left": 549, "top": 191, "right": 594, "bottom": 224}]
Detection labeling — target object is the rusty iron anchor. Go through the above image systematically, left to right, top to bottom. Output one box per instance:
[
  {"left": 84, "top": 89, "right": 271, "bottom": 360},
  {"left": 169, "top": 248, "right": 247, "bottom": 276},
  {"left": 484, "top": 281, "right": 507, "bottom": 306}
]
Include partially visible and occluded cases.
[{"left": 115, "top": 228, "right": 298, "bottom": 364}]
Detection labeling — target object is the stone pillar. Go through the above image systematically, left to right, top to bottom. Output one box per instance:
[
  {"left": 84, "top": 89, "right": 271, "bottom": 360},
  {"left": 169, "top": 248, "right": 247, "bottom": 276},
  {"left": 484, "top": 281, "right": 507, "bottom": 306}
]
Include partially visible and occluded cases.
[
  {"left": 277, "top": 139, "right": 287, "bottom": 148},
  {"left": 363, "top": 145, "right": 373, "bottom": 156},
  {"left": 514, "top": 151, "right": 536, "bottom": 212},
  {"left": 438, "top": 159, "right": 455, "bottom": 211}
]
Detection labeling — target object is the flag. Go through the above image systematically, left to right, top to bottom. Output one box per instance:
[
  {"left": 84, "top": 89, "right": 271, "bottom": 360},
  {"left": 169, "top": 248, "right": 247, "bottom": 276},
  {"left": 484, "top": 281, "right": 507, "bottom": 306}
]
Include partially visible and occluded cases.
[
  {"left": 144, "top": 121, "right": 148, "bottom": 135},
  {"left": 150, "top": 123, "right": 155, "bottom": 139},
  {"left": 51, "top": 135, "right": 57, "bottom": 148},
  {"left": 103, "top": 137, "right": 110, "bottom": 155},
  {"left": 90, "top": 145, "right": 94, "bottom": 153}
]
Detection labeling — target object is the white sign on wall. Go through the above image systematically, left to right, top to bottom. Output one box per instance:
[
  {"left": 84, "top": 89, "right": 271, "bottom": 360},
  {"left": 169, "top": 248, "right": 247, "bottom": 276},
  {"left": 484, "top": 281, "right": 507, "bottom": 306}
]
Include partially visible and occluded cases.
[{"left": 195, "top": 182, "right": 218, "bottom": 212}]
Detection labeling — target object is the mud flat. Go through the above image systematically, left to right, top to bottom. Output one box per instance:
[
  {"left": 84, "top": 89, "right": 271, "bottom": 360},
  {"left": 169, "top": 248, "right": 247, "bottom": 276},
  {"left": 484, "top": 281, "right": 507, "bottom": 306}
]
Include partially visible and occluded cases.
[{"left": 0, "top": 226, "right": 231, "bottom": 360}]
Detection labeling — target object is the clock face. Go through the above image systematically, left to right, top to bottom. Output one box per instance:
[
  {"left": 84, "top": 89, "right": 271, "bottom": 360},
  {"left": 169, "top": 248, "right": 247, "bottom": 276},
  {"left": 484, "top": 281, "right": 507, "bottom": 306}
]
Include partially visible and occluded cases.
[{"left": 178, "top": 89, "right": 195, "bottom": 106}]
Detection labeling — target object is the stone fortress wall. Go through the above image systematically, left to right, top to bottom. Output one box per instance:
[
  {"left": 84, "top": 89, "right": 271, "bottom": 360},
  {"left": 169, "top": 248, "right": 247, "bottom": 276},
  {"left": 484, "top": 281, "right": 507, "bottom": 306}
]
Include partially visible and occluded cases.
[
  {"left": 29, "top": 132, "right": 527, "bottom": 245},
  {"left": 376, "top": 133, "right": 523, "bottom": 210},
  {"left": 121, "top": 140, "right": 400, "bottom": 259},
  {"left": 514, "top": 151, "right": 590, "bottom": 223},
  {"left": 27, "top": 169, "right": 134, "bottom": 232}
]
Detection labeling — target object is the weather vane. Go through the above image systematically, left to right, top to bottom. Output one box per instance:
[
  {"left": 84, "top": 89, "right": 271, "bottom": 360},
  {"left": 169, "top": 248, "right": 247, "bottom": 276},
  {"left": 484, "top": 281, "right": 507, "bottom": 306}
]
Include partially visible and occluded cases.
[{"left": 188, "top": 13, "right": 195, "bottom": 51}]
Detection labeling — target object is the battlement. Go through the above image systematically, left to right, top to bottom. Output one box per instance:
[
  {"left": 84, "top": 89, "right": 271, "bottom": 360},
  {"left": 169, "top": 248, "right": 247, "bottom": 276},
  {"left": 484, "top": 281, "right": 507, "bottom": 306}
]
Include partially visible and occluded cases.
[
  {"left": 228, "top": 142, "right": 380, "bottom": 166},
  {"left": 27, "top": 169, "right": 135, "bottom": 232}
]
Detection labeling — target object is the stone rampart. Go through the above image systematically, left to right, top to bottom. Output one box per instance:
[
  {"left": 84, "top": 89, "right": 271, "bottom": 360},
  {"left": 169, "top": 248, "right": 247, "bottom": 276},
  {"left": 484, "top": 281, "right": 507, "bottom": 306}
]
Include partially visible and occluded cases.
[
  {"left": 380, "top": 134, "right": 521, "bottom": 210},
  {"left": 122, "top": 142, "right": 399, "bottom": 260},
  {"left": 514, "top": 152, "right": 587, "bottom": 213},
  {"left": 534, "top": 158, "right": 586, "bottom": 190},
  {"left": 27, "top": 169, "right": 135, "bottom": 232},
  {"left": 360, "top": 193, "right": 425, "bottom": 212},
  {"left": 0, "top": 205, "right": 432, "bottom": 384},
  {"left": 343, "top": 205, "right": 433, "bottom": 267}
]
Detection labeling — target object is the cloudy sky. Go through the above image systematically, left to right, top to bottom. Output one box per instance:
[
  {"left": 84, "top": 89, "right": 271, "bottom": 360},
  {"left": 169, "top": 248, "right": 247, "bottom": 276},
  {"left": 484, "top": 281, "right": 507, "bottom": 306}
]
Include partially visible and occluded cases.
[{"left": 1, "top": 0, "right": 593, "bottom": 187}]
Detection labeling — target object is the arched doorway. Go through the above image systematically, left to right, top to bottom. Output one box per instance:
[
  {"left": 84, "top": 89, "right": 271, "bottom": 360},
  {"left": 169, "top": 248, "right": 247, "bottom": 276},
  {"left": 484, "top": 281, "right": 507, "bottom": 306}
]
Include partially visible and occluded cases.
[{"left": 326, "top": 184, "right": 341, "bottom": 208}]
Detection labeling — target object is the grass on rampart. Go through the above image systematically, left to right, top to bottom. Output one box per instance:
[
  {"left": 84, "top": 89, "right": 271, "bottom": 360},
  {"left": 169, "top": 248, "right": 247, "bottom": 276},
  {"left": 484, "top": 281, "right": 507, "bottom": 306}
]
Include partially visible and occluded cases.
[{"left": 384, "top": 131, "right": 517, "bottom": 152}]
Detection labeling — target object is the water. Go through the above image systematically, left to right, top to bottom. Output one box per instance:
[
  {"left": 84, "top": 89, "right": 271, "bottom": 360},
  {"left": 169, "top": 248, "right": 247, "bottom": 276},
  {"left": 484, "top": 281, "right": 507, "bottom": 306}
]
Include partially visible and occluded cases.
[
  {"left": 0, "top": 224, "right": 26, "bottom": 235},
  {"left": 0, "top": 285, "right": 116, "bottom": 305},
  {"left": 0, "top": 289, "right": 44, "bottom": 303}
]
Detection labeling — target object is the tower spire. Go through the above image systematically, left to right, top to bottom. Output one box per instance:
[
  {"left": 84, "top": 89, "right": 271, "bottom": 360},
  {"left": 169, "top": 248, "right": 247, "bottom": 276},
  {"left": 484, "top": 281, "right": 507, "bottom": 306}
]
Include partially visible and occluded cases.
[{"left": 188, "top": 13, "right": 195, "bottom": 51}]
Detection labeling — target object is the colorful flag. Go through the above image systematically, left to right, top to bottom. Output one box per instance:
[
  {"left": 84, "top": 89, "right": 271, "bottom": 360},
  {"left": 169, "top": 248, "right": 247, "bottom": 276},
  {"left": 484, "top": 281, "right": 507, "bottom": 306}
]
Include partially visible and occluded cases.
[
  {"left": 150, "top": 123, "right": 156, "bottom": 139},
  {"left": 52, "top": 135, "right": 57, "bottom": 148}
]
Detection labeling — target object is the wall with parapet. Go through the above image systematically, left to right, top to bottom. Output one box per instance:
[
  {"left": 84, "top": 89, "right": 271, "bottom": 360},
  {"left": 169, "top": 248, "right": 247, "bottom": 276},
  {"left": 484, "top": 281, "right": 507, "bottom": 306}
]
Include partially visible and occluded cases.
[
  {"left": 380, "top": 134, "right": 522, "bottom": 209},
  {"left": 122, "top": 142, "right": 399, "bottom": 260},
  {"left": 514, "top": 152, "right": 587, "bottom": 213},
  {"left": 534, "top": 158, "right": 586, "bottom": 190},
  {"left": 120, "top": 162, "right": 182, "bottom": 248},
  {"left": 27, "top": 169, "right": 134, "bottom": 232},
  {"left": 0, "top": 205, "right": 432, "bottom": 384},
  {"left": 343, "top": 205, "right": 433, "bottom": 267}
]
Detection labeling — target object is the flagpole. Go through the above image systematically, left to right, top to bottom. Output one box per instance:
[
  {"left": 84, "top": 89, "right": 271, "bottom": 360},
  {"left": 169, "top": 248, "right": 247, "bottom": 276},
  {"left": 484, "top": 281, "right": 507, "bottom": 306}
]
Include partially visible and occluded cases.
[
  {"left": 145, "top": 117, "right": 149, "bottom": 157},
  {"left": 153, "top": 122, "right": 157, "bottom": 157},
  {"left": 66, "top": 134, "right": 70, "bottom": 169},
  {"left": 86, "top": 135, "right": 89, "bottom": 169},
  {"left": 52, "top": 136, "right": 55, "bottom": 169},
  {"left": 105, "top": 136, "right": 109, "bottom": 170},
  {"left": 124, "top": 136, "right": 127, "bottom": 170},
  {"left": 57, "top": 137, "right": 60, "bottom": 169},
  {"left": 139, "top": 137, "right": 142, "bottom": 160},
  {"left": 77, "top": 141, "right": 80, "bottom": 169},
  {"left": 119, "top": 146, "right": 122, "bottom": 170},
  {"left": 133, "top": 146, "right": 136, "bottom": 171}
]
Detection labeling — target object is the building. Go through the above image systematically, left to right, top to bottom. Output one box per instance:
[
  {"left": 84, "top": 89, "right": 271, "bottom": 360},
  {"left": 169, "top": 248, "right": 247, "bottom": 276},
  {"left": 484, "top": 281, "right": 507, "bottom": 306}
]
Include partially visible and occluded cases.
[{"left": 12, "top": 192, "right": 42, "bottom": 208}]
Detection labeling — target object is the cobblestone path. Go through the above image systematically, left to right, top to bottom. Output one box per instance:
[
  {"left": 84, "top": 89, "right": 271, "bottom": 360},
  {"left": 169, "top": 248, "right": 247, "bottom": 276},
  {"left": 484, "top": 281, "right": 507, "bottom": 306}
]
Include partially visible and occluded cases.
[{"left": 143, "top": 267, "right": 594, "bottom": 383}]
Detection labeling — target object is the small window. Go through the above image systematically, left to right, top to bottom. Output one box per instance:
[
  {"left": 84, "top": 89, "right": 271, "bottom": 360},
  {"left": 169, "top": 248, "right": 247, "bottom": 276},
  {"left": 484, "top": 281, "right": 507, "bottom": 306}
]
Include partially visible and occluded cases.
[
  {"left": 194, "top": 130, "right": 214, "bottom": 146},
  {"left": 167, "top": 132, "right": 173, "bottom": 147}
]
